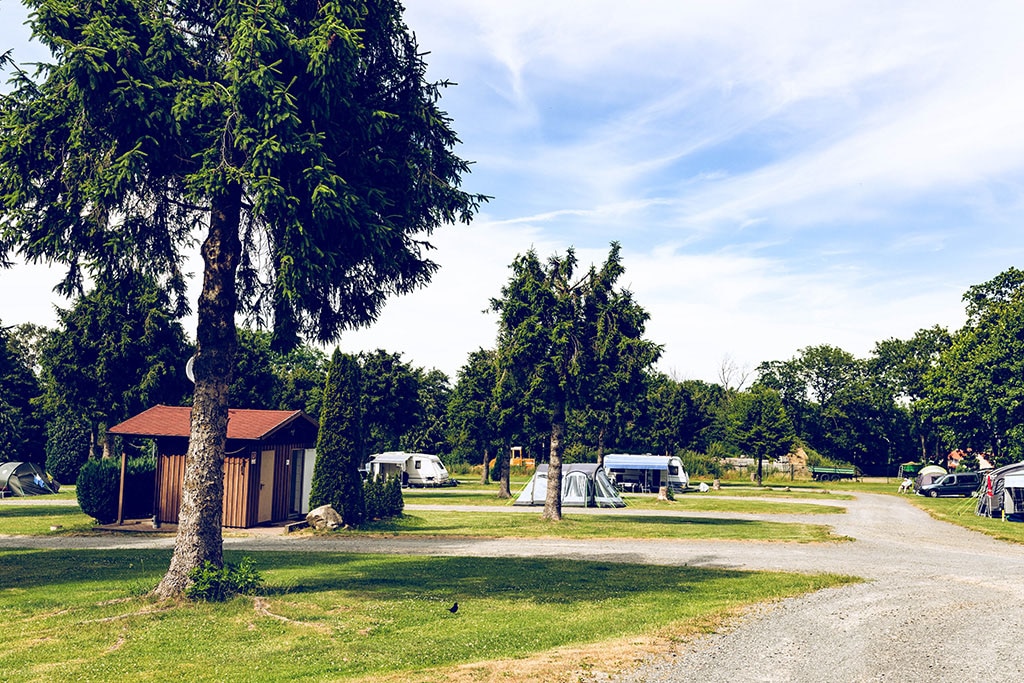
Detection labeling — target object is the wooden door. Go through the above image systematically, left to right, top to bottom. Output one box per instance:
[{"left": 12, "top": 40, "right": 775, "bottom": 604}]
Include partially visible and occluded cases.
[{"left": 258, "top": 450, "right": 275, "bottom": 523}]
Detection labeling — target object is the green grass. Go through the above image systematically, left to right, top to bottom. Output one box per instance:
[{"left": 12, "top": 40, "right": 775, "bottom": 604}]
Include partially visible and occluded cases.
[
  {"left": 407, "top": 485, "right": 851, "bottom": 509},
  {"left": 904, "top": 494, "right": 1024, "bottom": 544},
  {"left": 0, "top": 504, "right": 97, "bottom": 535},
  {"left": 342, "top": 510, "right": 845, "bottom": 543},
  {"left": 0, "top": 549, "right": 856, "bottom": 682}
]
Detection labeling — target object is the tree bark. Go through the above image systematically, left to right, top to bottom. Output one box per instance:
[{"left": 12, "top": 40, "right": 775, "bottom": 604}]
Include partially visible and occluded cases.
[
  {"left": 155, "top": 184, "right": 241, "bottom": 599},
  {"left": 542, "top": 402, "right": 565, "bottom": 521},
  {"left": 497, "top": 445, "right": 511, "bottom": 499},
  {"left": 481, "top": 447, "right": 490, "bottom": 485}
]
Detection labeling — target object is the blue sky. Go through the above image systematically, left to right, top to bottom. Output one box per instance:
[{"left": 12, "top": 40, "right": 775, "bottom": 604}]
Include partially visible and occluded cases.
[{"left": 3, "top": 1, "right": 1024, "bottom": 383}]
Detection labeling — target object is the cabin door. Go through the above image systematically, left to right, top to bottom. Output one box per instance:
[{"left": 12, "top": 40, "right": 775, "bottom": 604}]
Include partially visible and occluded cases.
[{"left": 258, "top": 450, "right": 276, "bottom": 523}]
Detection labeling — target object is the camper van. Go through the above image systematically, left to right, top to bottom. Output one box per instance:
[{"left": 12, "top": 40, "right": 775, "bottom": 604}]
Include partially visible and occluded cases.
[
  {"left": 366, "top": 451, "right": 454, "bottom": 487},
  {"left": 603, "top": 453, "right": 689, "bottom": 493}
]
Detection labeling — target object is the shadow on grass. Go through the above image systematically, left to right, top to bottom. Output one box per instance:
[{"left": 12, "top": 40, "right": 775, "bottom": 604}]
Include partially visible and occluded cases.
[{"left": 0, "top": 548, "right": 759, "bottom": 600}]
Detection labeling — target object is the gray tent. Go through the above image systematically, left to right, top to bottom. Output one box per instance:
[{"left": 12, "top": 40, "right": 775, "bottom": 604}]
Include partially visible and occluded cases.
[
  {"left": 0, "top": 462, "right": 60, "bottom": 496},
  {"left": 977, "top": 462, "right": 1024, "bottom": 519},
  {"left": 513, "top": 463, "right": 625, "bottom": 508}
]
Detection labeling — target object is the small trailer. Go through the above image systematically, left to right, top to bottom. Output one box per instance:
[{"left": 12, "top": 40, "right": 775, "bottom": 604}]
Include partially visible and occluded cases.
[
  {"left": 366, "top": 451, "right": 455, "bottom": 487},
  {"left": 809, "top": 465, "right": 859, "bottom": 481}
]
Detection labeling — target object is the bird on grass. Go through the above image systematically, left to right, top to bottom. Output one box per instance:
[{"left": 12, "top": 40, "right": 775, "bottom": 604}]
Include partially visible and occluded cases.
[{"left": 448, "top": 602, "right": 459, "bottom": 614}]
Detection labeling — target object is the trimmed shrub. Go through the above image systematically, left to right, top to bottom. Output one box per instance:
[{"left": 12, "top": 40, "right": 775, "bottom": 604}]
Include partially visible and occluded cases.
[{"left": 76, "top": 455, "right": 156, "bottom": 524}]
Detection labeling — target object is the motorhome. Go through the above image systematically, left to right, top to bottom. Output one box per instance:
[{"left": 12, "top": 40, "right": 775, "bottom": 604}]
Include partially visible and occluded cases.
[
  {"left": 366, "top": 451, "right": 454, "bottom": 487},
  {"left": 603, "top": 453, "right": 690, "bottom": 493}
]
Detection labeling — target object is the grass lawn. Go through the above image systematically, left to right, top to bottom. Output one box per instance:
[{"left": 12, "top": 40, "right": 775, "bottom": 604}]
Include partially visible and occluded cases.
[
  {"left": 407, "top": 484, "right": 851, "bottom": 510},
  {"left": 903, "top": 494, "right": 1024, "bottom": 544},
  {"left": 0, "top": 504, "right": 97, "bottom": 535},
  {"left": 341, "top": 509, "right": 845, "bottom": 543},
  {"left": 0, "top": 549, "right": 856, "bottom": 682}
]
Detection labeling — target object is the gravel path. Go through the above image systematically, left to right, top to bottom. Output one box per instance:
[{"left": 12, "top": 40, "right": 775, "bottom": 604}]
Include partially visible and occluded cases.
[{"left": 2, "top": 493, "right": 1022, "bottom": 681}]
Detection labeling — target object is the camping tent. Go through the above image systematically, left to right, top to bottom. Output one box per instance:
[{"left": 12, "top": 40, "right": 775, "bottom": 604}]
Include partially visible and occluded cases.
[
  {"left": 0, "top": 462, "right": 59, "bottom": 496},
  {"left": 977, "top": 462, "right": 1024, "bottom": 519},
  {"left": 513, "top": 464, "right": 625, "bottom": 507},
  {"left": 914, "top": 465, "right": 947, "bottom": 490}
]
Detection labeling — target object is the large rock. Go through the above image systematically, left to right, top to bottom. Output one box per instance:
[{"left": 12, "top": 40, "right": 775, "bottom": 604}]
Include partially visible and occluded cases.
[{"left": 306, "top": 504, "right": 343, "bottom": 530}]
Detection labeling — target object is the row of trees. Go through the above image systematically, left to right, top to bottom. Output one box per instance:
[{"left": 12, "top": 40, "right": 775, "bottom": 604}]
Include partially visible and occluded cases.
[{"left": 8, "top": 266, "right": 1024, "bottom": 493}]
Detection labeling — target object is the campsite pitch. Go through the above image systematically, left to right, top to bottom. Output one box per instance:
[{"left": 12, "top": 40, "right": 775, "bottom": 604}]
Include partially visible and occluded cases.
[{"left": 0, "top": 549, "right": 854, "bottom": 682}]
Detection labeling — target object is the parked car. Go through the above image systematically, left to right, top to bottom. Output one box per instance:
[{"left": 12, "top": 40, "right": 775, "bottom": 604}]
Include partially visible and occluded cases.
[{"left": 917, "top": 472, "right": 982, "bottom": 498}]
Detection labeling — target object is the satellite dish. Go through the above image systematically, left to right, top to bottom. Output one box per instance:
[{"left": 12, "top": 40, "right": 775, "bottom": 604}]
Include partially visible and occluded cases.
[{"left": 185, "top": 355, "right": 196, "bottom": 384}]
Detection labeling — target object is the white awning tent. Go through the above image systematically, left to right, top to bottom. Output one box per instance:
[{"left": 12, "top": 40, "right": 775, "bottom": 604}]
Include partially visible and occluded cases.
[
  {"left": 369, "top": 453, "right": 413, "bottom": 465},
  {"left": 603, "top": 454, "right": 669, "bottom": 470},
  {"left": 977, "top": 461, "right": 1024, "bottom": 519},
  {"left": 513, "top": 464, "right": 625, "bottom": 508}
]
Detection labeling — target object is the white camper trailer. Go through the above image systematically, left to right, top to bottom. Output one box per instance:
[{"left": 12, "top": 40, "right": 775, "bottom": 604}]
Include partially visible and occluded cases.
[
  {"left": 366, "top": 451, "right": 454, "bottom": 487},
  {"left": 603, "top": 453, "right": 689, "bottom": 493}
]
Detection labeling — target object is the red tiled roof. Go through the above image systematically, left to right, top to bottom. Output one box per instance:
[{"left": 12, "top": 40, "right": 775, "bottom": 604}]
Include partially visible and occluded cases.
[{"left": 108, "top": 405, "right": 316, "bottom": 440}]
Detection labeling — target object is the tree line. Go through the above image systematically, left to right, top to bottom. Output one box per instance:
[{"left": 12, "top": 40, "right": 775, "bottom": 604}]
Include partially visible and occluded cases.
[{"left": 4, "top": 264, "right": 1024, "bottom": 495}]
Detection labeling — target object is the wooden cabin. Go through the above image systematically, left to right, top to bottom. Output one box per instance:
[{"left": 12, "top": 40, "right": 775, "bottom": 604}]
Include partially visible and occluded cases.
[{"left": 109, "top": 405, "right": 318, "bottom": 528}]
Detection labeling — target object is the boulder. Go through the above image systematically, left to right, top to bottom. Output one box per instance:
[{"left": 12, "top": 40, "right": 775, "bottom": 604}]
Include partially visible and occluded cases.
[{"left": 306, "top": 504, "right": 343, "bottom": 530}]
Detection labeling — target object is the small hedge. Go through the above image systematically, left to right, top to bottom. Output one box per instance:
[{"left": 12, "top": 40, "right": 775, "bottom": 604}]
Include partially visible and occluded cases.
[
  {"left": 76, "top": 455, "right": 156, "bottom": 524},
  {"left": 364, "top": 474, "right": 404, "bottom": 521}
]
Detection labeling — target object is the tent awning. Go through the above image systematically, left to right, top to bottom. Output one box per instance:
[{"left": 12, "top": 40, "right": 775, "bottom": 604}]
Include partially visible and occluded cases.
[
  {"left": 369, "top": 453, "right": 412, "bottom": 465},
  {"left": 604, "top": 454, "right": 669, "bottom": 471}
]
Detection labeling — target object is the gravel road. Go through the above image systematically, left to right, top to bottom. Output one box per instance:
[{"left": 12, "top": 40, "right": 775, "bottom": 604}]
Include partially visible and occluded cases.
[{"left": 2, "top": 493, "right": 1022, "bottom": 681}]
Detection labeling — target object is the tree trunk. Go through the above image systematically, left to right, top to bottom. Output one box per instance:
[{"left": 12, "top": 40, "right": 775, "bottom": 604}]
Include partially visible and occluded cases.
[
  {"left": 155, "top": 185, "right": 241, "bottom": 599},
  {"left": 542, "top": 402, "right": 565, "bottom": 521},
  {"left": 597, "top": 425, "right": 605, "bottom": 468},
  {"left": 497, "top": 445, "right": 511, "bottom": 499},
  {"left": 481, "top": 447, "right": 490, "bottom": 485},
  {"left": 756, "top": 453, "right": 763, "bottom": 486}
]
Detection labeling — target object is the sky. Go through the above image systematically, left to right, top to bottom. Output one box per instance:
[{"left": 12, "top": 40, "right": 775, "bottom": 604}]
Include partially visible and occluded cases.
[{"left": 3, "top": 1, "right": 1024, "bottom": 384}]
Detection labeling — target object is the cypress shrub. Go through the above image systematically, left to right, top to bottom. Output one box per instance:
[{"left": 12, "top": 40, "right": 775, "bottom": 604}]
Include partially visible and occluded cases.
[
  {"left": 310, "top": 350, "right": 366, "bottom": 526},
  {"left": 385, "top": 474, "right": 404, "bottom": 517}
]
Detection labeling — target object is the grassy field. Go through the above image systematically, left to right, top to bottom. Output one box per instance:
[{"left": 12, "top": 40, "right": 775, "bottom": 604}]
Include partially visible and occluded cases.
[
  {"left": 0, "top": 504, "right": 97, "bottom": 535},
  {"left": 346, "top": 509, "right": 845, "bottom": 543},
  {"left": 0, "top": 548, "right": 856, "bottom": 682}
]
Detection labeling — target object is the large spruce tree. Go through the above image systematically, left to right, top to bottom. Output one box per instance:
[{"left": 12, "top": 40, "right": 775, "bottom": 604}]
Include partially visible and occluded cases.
[{"left": 0, "top": 0, "right": 483, "bottom": 596}]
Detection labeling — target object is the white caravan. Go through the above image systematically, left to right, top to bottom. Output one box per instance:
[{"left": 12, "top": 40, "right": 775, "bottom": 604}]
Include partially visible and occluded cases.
[
  {"left": 366, "top": 451, "right": 453, "bottom": 487},
  {"left": 602, "top": 453, "right": 690, "bottom": 493}
]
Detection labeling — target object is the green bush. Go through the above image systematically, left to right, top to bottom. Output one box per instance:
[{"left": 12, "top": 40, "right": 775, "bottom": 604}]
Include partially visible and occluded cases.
[
  {"left": 44, "top": 413, "right": 91, "bottom": 485},
  {"left": 678, "top": 449, "right": 723, "bottom": 478},
  {"left": 75, "top": 455, "right": 156, "bottom": 524},
  {"left": 363, "top": 475, "right": 403, "bottom": 521},
  {"left": 185, "top": 557, "right": 263, "bottom": 602}
]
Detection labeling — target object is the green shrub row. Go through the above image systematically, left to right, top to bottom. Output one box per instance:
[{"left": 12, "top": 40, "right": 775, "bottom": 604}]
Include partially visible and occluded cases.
[{"left": 75, "top": 455, "right": 156, "bottom": 524}]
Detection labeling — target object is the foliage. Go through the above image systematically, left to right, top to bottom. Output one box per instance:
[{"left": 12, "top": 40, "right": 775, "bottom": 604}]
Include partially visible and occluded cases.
[
  {"left": 0, "top": 0, "right": 484, "bottom": 595},
  {"left": 491, "top": 243, "right": 660, "bottom": 518},
  {"left": 922, "top": 269, "right": 1024, "bottom": 466},
  {"left": 37, "top": 273, "right": 193, "bottom": 457},
  {"left": 0, "top": 322, "right": 44, "bottom": 462},
  {"left": 447, "top": 348, "right": 499, "bottom": 467},
  {"left": 310, "top": 350, "right": 365, "bottom": 526},
  {"left": 360, "top": 350, "right": 423, "bottom": 454},
  {"left": 403, "top": 368, "right": 452, "bottom": 454},
  {"left": 728, "top": 385, "right": 795, "bottom": 485},
  {"left": 44, "top": 412, "right": 92, "bottom": 484},
  {"left": 678, "top": 449, "right": 723, "bottom": 478},
  {"left": 75, "top": 455, "right": 155, "bottom": 524},
  {"left": 363, "top": 474, "right": 404, "bottom": 520},
  {"left": 184, "top": 556, "right": 263, "bottom": 602}
]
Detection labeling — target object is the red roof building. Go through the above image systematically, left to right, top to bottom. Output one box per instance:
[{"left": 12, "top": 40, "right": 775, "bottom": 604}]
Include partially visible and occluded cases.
[{"left": 109, "top": 405, "right": 319, "bottom": 528}]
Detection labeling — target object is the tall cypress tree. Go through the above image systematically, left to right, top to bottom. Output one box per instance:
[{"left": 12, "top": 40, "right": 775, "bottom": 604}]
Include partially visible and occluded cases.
[{"left": 310, "top": 349, "right": 365, "bottom": 526}]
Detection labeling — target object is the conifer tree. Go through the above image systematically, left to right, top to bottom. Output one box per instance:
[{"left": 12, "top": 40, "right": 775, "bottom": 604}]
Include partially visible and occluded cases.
[{"left": 311, "top": 350, "right": 365, "bottom": 526}]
